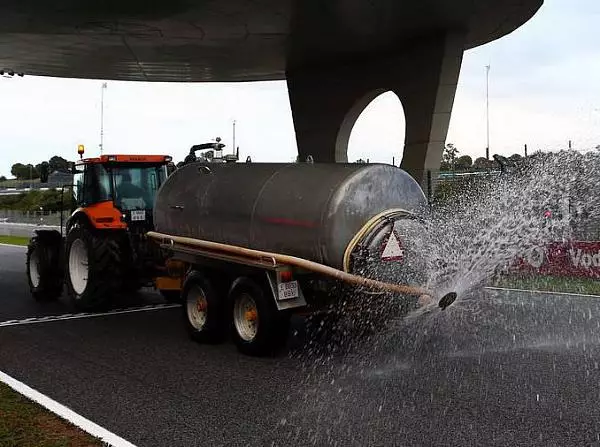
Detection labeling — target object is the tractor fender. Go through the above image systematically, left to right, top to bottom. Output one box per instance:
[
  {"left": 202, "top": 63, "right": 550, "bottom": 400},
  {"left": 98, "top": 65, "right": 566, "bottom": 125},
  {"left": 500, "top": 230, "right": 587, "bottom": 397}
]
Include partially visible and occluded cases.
[
  {"left": 66, "top": 203, "right": 126, "bottom": 232},
  {"left": 66, "top": 208, "right": 92, "bottom": 233},
  {"left": 33, "top": 228, "right": 63, "bottom": 242}
]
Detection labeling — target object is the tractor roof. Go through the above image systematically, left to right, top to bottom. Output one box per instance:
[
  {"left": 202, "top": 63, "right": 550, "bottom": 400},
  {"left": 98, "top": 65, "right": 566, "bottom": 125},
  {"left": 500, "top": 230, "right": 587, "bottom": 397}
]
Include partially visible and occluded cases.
[{"left": 77, "top": 154, "right": 172, "bottom": 165}]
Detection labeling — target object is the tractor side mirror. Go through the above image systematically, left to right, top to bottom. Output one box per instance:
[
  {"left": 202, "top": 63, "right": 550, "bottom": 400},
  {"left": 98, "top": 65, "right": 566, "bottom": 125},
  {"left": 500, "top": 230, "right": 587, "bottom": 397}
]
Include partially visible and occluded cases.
[
  {"left": 39, "top": 162, "right": 50, "bottom": 183},
  {"left": 68, "top": 162, "right": 76, "bottom": 174},
  {"left": 166, "top": 162, "right": 177, "bottom": 176}
]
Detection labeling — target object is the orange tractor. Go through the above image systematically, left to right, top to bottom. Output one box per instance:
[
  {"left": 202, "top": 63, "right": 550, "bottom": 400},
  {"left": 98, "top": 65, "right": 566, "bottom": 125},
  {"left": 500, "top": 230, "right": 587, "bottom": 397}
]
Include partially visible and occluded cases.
[{"left": 26, "top": 149, "right": 180, "bottom": 310}]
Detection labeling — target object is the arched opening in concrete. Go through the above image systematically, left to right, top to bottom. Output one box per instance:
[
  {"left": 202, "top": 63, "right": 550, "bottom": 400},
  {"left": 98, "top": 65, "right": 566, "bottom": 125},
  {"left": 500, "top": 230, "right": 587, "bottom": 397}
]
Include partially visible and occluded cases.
[{"left": 343, "top": 90, "right": 406, "bottom": 165}]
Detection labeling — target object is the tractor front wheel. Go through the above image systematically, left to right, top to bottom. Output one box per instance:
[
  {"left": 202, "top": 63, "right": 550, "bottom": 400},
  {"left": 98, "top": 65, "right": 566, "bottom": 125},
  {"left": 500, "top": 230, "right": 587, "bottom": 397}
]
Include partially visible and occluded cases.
[{"left": 26, "top": 233, "right": 63, "bottom": 301}]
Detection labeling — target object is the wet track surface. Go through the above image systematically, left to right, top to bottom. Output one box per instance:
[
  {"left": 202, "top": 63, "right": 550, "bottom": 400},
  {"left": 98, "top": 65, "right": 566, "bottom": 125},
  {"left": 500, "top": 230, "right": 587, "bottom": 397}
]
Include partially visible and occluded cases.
[{"left": 2, "top": 244, "right": 600, "bottom": 446}]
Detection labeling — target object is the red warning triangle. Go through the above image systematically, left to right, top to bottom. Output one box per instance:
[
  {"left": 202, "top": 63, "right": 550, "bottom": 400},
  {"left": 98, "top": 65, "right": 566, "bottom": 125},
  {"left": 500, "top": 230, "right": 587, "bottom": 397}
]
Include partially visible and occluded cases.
[{"left": 381, "top": 231, "right": 404, "bottom": 262}]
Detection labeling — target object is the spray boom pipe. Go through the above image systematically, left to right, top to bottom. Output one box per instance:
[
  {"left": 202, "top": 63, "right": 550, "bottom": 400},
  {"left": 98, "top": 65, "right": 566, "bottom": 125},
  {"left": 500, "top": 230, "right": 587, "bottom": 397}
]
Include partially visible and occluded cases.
[{"left": 148, "top": 231, "right": 456, "bottom": 309}]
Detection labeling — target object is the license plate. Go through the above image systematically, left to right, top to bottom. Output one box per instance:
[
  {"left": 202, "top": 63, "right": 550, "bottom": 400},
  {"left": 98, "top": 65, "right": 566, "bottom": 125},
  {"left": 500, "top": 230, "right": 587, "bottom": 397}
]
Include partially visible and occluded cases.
[
  {"left": 131, "top": 210, "right": 146, "bottom": 221},
  {"left": 278, "top": 281, "right": 299, "bottom": 300}
]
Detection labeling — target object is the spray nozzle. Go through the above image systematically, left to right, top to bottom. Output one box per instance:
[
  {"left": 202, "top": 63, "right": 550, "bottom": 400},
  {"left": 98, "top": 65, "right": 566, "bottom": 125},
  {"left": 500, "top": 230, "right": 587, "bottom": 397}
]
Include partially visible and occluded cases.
[{"left": 438, "top": 292, "right": 457, "bottom": 310}]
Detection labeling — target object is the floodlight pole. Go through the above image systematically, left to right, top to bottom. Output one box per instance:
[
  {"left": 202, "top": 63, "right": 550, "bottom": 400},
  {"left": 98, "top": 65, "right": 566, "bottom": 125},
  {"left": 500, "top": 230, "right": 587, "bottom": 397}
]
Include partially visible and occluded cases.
[
  {"left": 485, "top": 65, "right": 490, "bottom": 160},
  {"left": 100, "top": 82, "right": 107, "bottom": 155},
  {"left": 232, "top": 120, "right": 236, "bottom": 156}
]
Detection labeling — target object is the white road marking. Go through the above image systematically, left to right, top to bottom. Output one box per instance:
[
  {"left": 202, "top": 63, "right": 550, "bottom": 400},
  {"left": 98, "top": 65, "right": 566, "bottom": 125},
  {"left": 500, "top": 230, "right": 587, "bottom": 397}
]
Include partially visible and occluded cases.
[
  {"left": 0, "top": 243, "right": 27, "bottom": 249},
  {"left": 485, "top": 286, "right": 600, "bottom": 298},
  {"left": 0, "top": 303, "right": 181, "bottom": 328},
  {"left": 0, "top": 369, "right": 137, "bottom": 447}
]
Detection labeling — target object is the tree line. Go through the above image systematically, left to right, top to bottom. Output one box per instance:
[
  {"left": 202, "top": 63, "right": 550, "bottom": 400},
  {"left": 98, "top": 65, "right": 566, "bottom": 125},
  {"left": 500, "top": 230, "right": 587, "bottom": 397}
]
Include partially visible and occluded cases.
[
  {"left": 441, "top": 143, "right": 528, "bottom": 172},
  {"left": 8, "top": 155, "right": 70, "bottom": 180},
  {"left": 0, "top": 189, "right": 74, "bottom": 212}
]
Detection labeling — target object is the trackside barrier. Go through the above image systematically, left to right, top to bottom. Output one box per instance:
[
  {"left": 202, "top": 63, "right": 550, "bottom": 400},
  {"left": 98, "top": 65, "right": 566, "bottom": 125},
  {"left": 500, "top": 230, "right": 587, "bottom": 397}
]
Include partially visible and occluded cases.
[{"left": 515, "top": 241, "right": 600, "bottom": 279}]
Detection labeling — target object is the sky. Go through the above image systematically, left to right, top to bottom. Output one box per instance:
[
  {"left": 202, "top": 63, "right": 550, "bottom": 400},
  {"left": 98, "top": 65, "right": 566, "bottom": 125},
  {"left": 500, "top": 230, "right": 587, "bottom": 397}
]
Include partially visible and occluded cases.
[{"left": 0, "top": 0, "right": 599, "bottom": 177}]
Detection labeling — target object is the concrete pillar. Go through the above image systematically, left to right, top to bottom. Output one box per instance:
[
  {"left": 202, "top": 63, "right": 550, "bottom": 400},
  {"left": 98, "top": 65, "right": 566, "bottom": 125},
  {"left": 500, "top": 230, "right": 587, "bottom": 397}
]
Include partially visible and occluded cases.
[
  {"left": 286, "top": 32, "right": 465, "bottom": 194},
  {"left": 396, "top": 33, "right": 465, "bottom": 189},
  {"left": 287, "top": 64, "right": 380, "bottom": 163}
]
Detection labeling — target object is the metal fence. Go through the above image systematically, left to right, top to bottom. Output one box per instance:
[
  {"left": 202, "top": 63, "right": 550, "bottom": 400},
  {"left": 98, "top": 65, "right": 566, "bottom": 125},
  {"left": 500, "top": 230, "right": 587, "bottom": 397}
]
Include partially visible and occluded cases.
[
  {"left": 0, "top": 180, "right": 72, "bottom": 191},
  {"left": 0, "top": 209, "right": 68, "bottom": 226},
  {"left": 571, "top": 218, "right": 600, "bottom": 242}
]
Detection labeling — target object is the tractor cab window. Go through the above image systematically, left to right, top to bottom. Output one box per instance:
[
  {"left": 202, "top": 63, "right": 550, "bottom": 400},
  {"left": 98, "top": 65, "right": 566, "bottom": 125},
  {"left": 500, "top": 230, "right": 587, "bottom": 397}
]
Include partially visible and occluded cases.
[
  {"left": 73, "top": 163, "right": 112, "bottom": 207},
  {"left": 95, "top": 165, "right": 112, "bottom": 202},
  {"left": 111, "top": 165, "right": 166, "bottom": 211},
  {"left": 73, "top": 170, "right": 84, "bottom": 205}
]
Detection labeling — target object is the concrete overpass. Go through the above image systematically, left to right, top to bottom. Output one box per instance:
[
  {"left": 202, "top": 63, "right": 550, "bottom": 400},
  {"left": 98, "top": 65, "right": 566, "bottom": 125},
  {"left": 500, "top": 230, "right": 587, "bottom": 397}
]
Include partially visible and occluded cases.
[{"left": 0, "top": 0, "right": 542, "bottom": 189}]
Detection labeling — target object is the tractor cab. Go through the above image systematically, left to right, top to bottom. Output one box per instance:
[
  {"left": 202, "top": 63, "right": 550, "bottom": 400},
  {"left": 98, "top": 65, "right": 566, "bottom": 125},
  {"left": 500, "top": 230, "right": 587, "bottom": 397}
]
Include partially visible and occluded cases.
[{"left": 72, "top": 154, "right": 171, "bottom": 231}]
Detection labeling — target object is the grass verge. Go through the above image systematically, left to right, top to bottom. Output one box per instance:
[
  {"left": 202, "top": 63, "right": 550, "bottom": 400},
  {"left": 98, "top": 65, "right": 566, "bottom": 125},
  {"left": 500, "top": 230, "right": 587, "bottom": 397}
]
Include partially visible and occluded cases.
[
  {"left": 0, "top": 235, "right": 30, "bottom": 246},
  {"left": 0, "top": 236, "right": 31, "bottom": 245},
  {"left": 494, "top": 274, "right": 600, "bottom": 296},
  {"left": 0, "top": 382, "right": 103, "bottom": 447}
]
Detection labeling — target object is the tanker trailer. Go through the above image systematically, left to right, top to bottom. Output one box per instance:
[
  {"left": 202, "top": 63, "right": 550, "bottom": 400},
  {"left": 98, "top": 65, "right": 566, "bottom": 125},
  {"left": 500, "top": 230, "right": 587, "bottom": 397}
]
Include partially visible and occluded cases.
[{"left": 150, "top": 162, "right": 444, "bottom": 356}]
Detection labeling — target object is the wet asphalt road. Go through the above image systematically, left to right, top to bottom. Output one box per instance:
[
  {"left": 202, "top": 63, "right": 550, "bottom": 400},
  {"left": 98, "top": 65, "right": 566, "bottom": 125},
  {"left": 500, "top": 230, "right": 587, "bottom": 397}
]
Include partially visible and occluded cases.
[{"left": 2, "top": 243, "right": 600, "bottom": 446}]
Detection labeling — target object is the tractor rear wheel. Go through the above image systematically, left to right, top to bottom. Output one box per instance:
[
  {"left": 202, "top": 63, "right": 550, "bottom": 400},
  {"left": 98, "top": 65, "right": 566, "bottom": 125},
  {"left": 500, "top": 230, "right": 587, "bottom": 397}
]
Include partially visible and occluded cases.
[
  {"left": 65, "top": 225, "right": 121, "bottom": 311},
  {"left": 26, "top": 233, "right": 63, "bottom": 301}
]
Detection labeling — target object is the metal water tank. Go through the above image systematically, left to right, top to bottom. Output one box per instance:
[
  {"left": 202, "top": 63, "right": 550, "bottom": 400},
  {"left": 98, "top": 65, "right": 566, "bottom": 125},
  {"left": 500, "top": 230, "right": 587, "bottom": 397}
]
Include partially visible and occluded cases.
[{"left": 154, "top": 162, "right": 427, "bottom": 274}]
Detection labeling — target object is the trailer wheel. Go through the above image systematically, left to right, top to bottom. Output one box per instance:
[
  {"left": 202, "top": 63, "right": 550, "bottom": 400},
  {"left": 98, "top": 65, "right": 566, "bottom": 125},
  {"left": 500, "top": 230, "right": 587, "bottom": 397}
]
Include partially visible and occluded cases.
[
  {"left": 65, "top": 225, "right": 120, "bottom": 311},
  {"left": 26, "top": 234, "right": 63, "bottom": 301},
  {"left": 183, "top": 271, "right": 225, "bottom": 343},
  {"left": 228, "top": 277, "right": 290, "bottom": 357}
]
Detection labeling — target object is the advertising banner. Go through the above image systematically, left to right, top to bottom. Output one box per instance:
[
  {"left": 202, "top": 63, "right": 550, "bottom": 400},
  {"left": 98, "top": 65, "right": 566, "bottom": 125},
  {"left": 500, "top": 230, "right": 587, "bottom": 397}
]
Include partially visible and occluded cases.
[{"left": 517, "top": 241, "right": 600, "bottom": 278}]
